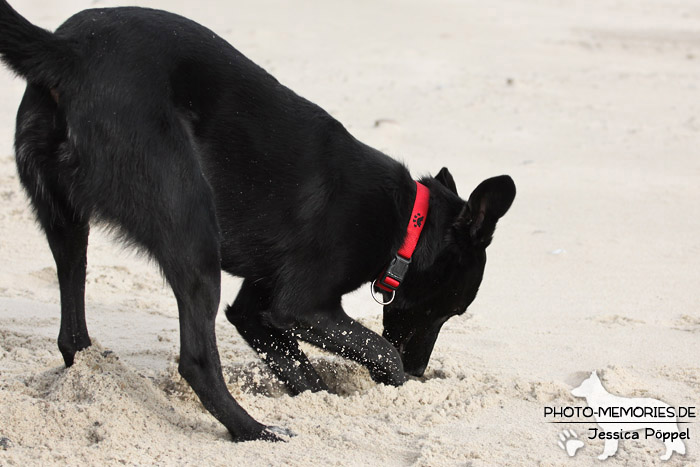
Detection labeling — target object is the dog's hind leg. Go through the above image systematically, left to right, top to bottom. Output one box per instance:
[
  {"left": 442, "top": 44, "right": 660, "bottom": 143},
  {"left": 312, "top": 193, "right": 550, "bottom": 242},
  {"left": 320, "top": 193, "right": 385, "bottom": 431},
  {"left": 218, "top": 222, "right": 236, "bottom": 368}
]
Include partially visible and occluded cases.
[
  {"left": 14, "top": 85, "right": 91, "bottom": 367},
  {"left": 44, "top": 214, "right": 91, "bottom": 366},
  {"left": 226, "top": 279, "right": 328, "bottom": 395}
]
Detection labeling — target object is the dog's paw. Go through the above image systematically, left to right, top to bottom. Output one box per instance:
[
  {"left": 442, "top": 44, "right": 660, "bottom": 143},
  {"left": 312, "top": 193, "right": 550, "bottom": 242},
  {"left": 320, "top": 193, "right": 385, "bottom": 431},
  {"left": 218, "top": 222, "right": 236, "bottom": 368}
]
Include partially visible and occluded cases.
[
  {"left": 367, "top": 358, "right": 406, "bottom": 387},
  {"left": 370, "top": 369, "right": 407, "bottom": 387},
  {"left": 258, "top": 425, "right": 295, "bottom": 442},
  {"left": 268, "top": 425, "right": 295, "bottom": 437},
  {"left": 557, "top": 429, "right": 584, "bottom": 457}
]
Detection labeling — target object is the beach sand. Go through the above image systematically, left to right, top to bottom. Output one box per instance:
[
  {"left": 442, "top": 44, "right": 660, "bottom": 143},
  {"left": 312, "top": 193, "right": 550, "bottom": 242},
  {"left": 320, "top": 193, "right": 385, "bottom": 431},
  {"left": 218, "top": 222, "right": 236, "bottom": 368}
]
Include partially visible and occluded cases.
[{"left": 1, "top": 0, "right": 699, "bottom": 465}]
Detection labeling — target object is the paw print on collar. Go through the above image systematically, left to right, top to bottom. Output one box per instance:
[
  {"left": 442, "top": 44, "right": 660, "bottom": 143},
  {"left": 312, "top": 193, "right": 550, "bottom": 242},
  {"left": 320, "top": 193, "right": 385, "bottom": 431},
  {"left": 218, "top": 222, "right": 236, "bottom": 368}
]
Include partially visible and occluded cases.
[{"left": 412, "top": 213, "right": 424, "bottom": 228}]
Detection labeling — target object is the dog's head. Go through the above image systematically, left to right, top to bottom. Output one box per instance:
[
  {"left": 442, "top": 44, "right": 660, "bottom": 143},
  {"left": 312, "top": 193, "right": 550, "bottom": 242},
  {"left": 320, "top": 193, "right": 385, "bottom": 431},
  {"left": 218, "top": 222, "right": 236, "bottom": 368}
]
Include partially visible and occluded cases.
[
  {"left": 382, "top": 168, "right": 515, "bottom": 377},
  {"left": 571, "top": 371, "right": 602, "bottom": 398}
]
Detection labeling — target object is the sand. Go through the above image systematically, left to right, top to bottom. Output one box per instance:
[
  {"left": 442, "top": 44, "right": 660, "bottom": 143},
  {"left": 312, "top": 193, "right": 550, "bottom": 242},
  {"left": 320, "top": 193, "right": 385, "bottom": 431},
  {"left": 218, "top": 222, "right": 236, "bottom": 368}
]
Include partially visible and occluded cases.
[{"left": 1, "top": 0, "right": 699, "bottom": 465}]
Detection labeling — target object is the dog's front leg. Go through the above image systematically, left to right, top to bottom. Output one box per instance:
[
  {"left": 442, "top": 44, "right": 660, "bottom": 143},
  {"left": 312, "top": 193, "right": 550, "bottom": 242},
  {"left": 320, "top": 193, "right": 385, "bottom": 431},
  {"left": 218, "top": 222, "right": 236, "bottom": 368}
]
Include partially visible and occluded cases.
[
  {"left": 153, "top": 188, "right": 290, "bottom": 441},
  {"left": 171, "top": 265, "right": 290, "bottom": 441},
  {"left": 226, "top": 279, "right": 328, "bottom": 395},
  {"left": 295, "top": 307, "right": 406, "bottom": 387},
  {"left": 233, "top": 319, "right": 329, "bottom": 395}
]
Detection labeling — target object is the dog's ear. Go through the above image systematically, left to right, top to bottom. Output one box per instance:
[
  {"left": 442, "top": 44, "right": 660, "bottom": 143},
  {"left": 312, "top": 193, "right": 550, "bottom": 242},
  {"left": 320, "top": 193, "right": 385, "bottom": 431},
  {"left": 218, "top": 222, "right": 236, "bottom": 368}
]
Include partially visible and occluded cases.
[
  {"left": 435, "top": 167, "right": 458, "bottom": 194},
  {"left": 457, "top": 175, "right": 516, "bottom": 246}
]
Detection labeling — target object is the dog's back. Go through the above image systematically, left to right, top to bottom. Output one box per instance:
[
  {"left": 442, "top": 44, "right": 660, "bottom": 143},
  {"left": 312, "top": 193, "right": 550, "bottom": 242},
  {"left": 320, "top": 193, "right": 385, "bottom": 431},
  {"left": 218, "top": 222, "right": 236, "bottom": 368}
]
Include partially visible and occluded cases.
[{"left": 16, "top": 6, "right": 410, "bottom": 287}]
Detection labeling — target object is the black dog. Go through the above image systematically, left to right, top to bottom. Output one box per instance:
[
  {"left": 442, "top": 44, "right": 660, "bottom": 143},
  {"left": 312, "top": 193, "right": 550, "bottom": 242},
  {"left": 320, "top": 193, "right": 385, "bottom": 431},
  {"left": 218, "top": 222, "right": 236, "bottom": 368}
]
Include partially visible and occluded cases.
[{"left": 0, "top": 2, "right": 515, "bottom": 441}]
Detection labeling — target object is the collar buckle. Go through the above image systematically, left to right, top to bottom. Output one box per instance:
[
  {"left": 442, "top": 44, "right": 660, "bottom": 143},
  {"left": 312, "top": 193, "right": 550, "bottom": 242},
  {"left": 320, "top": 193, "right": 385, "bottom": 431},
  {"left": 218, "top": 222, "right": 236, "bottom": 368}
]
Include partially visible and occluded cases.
[{"left": 375, "top": 254, "right": 411, "bottom": 292}]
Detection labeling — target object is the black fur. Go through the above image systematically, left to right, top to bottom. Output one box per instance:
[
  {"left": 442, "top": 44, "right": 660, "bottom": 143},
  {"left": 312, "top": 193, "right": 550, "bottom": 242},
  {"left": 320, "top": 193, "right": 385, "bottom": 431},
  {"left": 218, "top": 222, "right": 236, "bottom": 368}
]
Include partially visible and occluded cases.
[{"left": 0, "top": 2, "right": 515, "bottom": 441}]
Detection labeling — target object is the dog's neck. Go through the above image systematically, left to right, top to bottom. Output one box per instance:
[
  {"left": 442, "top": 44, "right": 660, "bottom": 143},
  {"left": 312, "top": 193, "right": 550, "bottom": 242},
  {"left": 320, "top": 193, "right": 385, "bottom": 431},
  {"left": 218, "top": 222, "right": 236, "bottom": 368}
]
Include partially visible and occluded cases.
[
  {"left": 326, "top": 131, "right": 450, "bottom": 283},
  {"left": 404, "top": 179, "right": 461, "bottom": 272}
]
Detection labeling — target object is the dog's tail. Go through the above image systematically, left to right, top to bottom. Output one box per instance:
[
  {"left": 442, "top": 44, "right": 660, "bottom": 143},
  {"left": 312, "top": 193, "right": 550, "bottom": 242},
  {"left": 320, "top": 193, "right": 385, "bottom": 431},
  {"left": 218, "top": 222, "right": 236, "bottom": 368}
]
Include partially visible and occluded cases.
[{"left": 0, "top": 1, "right": 76, "bottom": 87}]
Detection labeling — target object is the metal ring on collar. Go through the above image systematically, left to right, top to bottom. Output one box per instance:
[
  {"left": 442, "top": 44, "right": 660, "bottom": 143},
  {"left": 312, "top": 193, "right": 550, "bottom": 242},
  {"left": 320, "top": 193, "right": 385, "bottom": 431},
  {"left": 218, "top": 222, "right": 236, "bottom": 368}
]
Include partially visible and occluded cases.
[{"left": 370, "top": 280, "right": 395, "bottom": 305}]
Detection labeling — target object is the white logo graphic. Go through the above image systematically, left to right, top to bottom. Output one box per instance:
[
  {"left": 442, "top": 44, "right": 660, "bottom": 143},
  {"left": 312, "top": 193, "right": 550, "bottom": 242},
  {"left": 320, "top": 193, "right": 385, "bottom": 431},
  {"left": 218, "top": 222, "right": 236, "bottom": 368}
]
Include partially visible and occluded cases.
[
  {"left": 571, "top": 371, "right": 687, "bottom": 461},
  {"left": 557, "top": 429, "right": 584, "bottom": 457}
]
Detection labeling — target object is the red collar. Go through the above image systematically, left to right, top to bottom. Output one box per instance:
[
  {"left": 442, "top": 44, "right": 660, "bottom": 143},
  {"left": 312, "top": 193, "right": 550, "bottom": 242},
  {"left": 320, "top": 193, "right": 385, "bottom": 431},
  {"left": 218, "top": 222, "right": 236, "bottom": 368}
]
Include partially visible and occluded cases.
[{"left": 372, "top": 181, "right": 430, "bottom": 304}]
